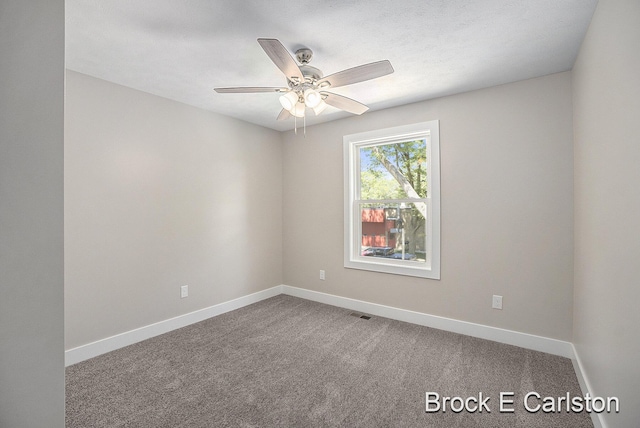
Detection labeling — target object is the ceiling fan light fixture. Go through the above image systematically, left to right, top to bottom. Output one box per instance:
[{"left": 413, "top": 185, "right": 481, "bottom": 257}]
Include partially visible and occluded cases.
[
  {"left": 304, "top": 88, "right": 321, "bottom": 108},
  {"left": 279, "top": 91, "right": 298, "bottom": 111},
  {"left": 313, "top": 100, "right": 328, "bottom": 115}
]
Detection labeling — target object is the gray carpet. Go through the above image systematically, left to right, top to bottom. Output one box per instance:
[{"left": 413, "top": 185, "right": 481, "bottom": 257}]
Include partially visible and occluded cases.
[{"left": 66, "top": 295, "right": 593, "bottom": 427}]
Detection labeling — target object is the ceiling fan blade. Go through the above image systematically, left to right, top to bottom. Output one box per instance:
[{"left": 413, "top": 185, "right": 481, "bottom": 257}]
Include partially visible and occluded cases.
[
  {"left": 257, "top": 38, "right": 305, "bottom": 82},
  {"left": 317, "top": 60, "right": 394, "bottom": 89},
  {"left": 214, "top": 87, "right": 287, "bottom": 93},
  {"left": 321, "top": 92, "right": 369, "bottom": 115},
  {"left": 277, "top": 109, "right": 291, "bottom": 121}
]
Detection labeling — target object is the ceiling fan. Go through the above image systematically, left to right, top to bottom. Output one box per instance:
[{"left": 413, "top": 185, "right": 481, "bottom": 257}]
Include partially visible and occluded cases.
[{"left": 214, "top": 38, "right": 394, "bottom": 122}]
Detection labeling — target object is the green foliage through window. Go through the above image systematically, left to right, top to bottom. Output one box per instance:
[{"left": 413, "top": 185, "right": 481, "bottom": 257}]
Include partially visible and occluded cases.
[{"left": 359, "top": 139, "right": 427, "bottom": 200}]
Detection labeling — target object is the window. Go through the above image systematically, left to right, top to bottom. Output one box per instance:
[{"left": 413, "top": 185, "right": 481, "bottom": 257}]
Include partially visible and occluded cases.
[{"left": 344, "top": 121, "right": 440, "bottom": 279}]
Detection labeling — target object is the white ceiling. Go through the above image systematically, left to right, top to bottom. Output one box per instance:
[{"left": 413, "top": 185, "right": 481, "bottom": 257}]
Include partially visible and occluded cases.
[{"left": 66, "top": 0, "right": 597, "bottom": 132}]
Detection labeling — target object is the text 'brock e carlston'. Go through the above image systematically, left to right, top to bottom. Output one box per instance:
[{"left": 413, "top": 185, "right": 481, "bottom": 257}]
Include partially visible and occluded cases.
[{"left": 425, "top": 392, "right": 619, "bottom": 414}]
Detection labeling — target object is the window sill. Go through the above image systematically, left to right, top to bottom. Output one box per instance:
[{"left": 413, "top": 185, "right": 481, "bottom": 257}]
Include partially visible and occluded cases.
[{"left": 344, "top": 257, "right": 440, "bottom": 279}]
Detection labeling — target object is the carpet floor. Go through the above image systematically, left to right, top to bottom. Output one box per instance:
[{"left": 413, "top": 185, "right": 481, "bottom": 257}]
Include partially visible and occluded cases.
[{"left": 66, "top": 295, "right": 593, "bottom": 427}]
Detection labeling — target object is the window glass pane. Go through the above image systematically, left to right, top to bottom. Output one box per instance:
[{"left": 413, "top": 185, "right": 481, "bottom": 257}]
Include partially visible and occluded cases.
[
  {"left": 359, "top": 139, "right": 427, "bottom": 200},
  {"left": 359, "top": 202, "right": 426, "bottom": 263}
]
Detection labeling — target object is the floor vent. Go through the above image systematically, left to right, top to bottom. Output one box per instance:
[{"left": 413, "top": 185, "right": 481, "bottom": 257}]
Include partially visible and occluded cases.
[{"left": 349, "top": 312, "right": 371, "bottom": 320}]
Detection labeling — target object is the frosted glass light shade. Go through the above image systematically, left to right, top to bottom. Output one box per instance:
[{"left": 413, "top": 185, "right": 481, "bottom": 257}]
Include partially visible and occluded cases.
[
  {"left": 304, "top": 89, "right": 321, "bottom": 108},
  {"left": 279, "top": 91, "right": 298, "bottom": 111},
  {"left": 313, "top": 100, "right": 328, "bottom": 115},
  {"left": 291, "top": 102, "right": 306, "bottom": 118}
]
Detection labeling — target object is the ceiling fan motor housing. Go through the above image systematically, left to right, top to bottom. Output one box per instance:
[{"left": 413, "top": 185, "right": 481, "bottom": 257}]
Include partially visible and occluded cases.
[
  {"left": 292, "top": 48, "right": 323, "bottom": 84},
  {"left": 297, "top": 65, "right": 323, "bottom": 83}
]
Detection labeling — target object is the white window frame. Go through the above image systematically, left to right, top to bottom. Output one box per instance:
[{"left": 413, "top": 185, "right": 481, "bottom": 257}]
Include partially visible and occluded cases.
[{"left": 343, "top": 121, "right": 440, "bottom": 279}]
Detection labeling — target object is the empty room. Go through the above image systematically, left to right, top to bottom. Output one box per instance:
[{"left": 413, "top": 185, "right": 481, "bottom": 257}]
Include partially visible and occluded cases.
[{"left": 1, "top": 0, "right": 639, "bottom": 427}]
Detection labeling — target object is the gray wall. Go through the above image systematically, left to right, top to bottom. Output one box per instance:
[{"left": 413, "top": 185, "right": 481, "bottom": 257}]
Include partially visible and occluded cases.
[
  {"left": 572, "top": 0, "right": 640, "bottom": 427},
  {"left": 0, "top": 1, "right": 65, "bottom": 427},
  {"left": 65, "top": 71, "right": 283, "bottom": 349},
  {"left": 283, "top": 72, "right": 575, "bottom": 341}
]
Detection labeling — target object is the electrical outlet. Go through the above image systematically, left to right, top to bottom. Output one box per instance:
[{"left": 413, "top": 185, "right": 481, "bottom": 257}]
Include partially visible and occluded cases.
[
  {"left": 319, "top": 270, "right": 325, "bottom": 280},
  {"left": 181, "top": 285, "right": 188, "bottom": 298},
  {"left": 492, "top": 295, "right": 503, "bottom": 310}
]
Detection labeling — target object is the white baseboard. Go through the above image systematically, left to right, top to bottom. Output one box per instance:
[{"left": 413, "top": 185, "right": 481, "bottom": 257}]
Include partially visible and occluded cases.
[
  {"left": 67, "top": 283, "right": 574, "bottom": 365},
  {"left": 65, "top": 285, "right": 283, "bottom": 366},
  {"left": 281, "top": 285, "right": 574, "bottom": 358},
  {"left": 571, "top": 344, "right": 605, "bottom": 428}
]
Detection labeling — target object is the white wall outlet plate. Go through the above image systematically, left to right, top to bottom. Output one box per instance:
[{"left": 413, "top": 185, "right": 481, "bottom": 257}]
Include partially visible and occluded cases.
[
  {"left": 319, "top": 270, "right": 325, "bottom": 280},
  {"left": 181, "top": 285, "right": 188, "bottom": 298},
  {"left": 492, "top": 295, "right": 503, "bottom": 310}
]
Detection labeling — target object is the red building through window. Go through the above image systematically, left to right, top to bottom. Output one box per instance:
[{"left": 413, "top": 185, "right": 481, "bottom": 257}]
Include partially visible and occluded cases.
[{"left": 361, "top": 208, "right": 397, "bottom": 248}]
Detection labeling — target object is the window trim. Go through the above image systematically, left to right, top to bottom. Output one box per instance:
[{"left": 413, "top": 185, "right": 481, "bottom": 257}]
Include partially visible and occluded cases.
[{"left": 343, "top": 121, "right": 440, "bottom": 279}]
